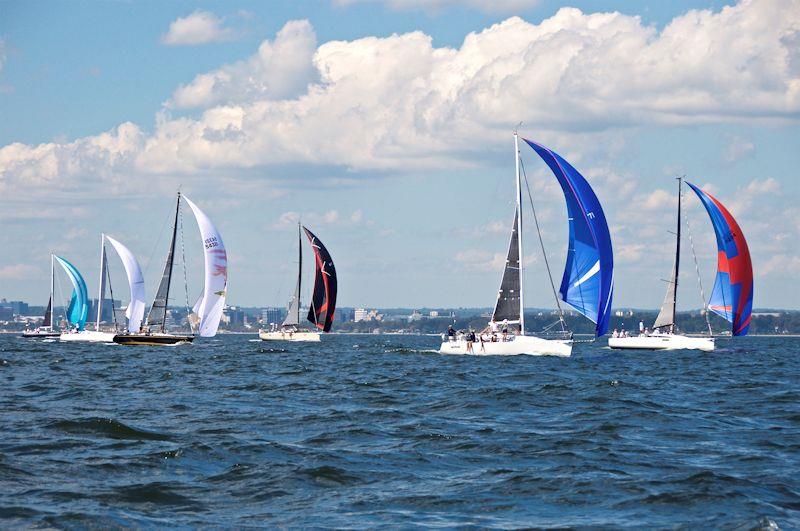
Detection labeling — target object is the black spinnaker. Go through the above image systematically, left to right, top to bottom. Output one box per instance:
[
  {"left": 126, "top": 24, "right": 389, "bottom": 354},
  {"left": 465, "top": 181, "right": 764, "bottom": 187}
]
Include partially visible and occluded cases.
[{"left": 302, "top": 227, "right": 337, "bottom": 332}]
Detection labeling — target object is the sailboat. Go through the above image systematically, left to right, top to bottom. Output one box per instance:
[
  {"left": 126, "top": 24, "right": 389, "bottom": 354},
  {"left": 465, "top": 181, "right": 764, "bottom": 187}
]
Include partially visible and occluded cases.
[
  {"left": 439, "top": 132, "right": 614, "bottom": 356},
  {"left": 609, "top": 179, "right": 752, "bottom": 351},
  {"left": 114, "top": 192, "right": 228, "bottom": 346},
  {"left": 259, "top": 224, "right": 337, "bottom": 341},
  {"left": 59, "top": 237, "right": 118, "bottom": 342},
  {"left": 21, "top": 254, "right": 61, "bottom": 338},
  {"left": 51, "top": 255, "right": 93, "bottom": 340}
]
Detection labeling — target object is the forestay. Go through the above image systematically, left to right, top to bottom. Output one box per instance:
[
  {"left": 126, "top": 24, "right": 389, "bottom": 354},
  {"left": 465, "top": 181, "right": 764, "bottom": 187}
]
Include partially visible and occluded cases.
[
  {"left": 523, "top": 139, "right": 614, "bottom": 337},
  {"left": 686, "top": 182, "right": 753, "bottom": 336},
  {"left": 184, "top": 196, "right": 228, "bottom": 337},
  {"left": 106, "top": 235, "right": 146, "bottom": 333},
  {"left": 54, "top": 255, "right": 89, "bottom": 331}
]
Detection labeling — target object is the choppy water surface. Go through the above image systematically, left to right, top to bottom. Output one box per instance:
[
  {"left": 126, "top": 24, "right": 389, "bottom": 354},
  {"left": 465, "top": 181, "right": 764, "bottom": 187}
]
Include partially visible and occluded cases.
[{"left": 1, "top": 334, "right": 798, "bottom": 527}]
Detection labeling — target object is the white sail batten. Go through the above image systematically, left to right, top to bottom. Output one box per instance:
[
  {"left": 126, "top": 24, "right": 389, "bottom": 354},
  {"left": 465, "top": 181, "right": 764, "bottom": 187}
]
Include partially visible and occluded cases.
[
  {"left": 184, "top": 196, "right": 228, "bottom": 337},
  {"left": 105, "top": 235, "right": 147, "bottom": 333}
]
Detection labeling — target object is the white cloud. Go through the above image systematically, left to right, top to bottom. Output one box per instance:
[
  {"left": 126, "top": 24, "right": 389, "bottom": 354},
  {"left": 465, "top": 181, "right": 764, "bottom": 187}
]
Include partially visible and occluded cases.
[
  {"left": 333, "top": 0, "right": 540, "bottom": 14},
  {"left": 2, "top": 1, "right": 800, "bottom": 190},
  {"left": 162, "top": 10, "right": 235, "bottom": 46},
  {"left": 171, "top": 20, "right": 317, "bottom": 108},
  {"left": 723, "top": 135, "right": 756, "bottom": 163},
  {"left": 640, "top": 189, "right": 674, "bottom": 212},
  {"left": 271, "top": 208, "right": 369, "bottom": 229},
  {"left": 455, "top": 248, "right": 536, "bottom": 272},
  {"left": 760, "top": 254, "right": 800, "bottom": 277},
  {"left": 0, "top": 264, "right": 39, "bottom": 280}
]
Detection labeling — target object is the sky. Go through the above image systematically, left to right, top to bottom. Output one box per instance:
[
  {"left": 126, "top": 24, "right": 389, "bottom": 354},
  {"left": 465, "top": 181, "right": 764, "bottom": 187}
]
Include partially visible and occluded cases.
[{"left": 0, "top": 0, "right": 798, "bottom": 312}]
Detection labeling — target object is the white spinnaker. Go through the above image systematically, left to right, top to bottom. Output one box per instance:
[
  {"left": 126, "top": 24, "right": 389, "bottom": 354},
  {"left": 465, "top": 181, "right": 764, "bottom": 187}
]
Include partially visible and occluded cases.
[
  {"left": 184, "top": 196, "right": 228, "bottom": 337},
  {"left": 105, "top": 235, "right": 146, "bottom": 333}
]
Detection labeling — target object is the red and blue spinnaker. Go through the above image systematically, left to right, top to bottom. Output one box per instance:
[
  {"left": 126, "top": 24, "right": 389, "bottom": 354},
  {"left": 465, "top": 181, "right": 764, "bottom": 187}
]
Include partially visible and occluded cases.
[
  {"left": 523, "top": 139, "right": 614, "bottom": 337},
  {"left": 686, "top": 182, "right": 753, "bottom": 336}
]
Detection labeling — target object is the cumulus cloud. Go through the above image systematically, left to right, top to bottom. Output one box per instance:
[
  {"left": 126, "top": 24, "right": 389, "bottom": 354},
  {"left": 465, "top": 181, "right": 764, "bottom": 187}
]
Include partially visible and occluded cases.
[
  {"left": 333, "top": 0, "right": 540, "bottom": 14},
  {"left": 2, "top": 1, "right": 800, "bottom": 190},
  {"left": 162, "top": 10, "right": 235, "bottom": 46},
  {"left": 171, "top": 20, "right": 317, "bottom": 108},
  {"left": 723, "top": 135, "right": 756, "bottom": 164},
  {"left": 271, "top": 208, "right": 371, "bottom": 229},
  {"left": 455, "top": 248, "right": 536, "bottom": 272},
  {"left": 0, "top": 264, "right": 39, "bottom": 280}
]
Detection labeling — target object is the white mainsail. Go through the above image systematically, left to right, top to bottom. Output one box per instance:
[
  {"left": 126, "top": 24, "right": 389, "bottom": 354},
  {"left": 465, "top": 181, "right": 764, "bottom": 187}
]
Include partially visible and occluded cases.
[
  {"left": 184, "top": 196, "right": 228, "bottom": 337},
  {"left": 105, "top": 235, "right": 146, "bottom": 333}
]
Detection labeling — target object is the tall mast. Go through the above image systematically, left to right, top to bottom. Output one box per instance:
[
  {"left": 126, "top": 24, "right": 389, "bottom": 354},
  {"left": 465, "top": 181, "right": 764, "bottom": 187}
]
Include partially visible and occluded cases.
[
  {"left": 514, "top": 130, "right": 525, "bottom": 335},
  {"left": 672, "top": 178, "right": 682, "bottom": 334},
  {"left": 161, "top": 192, "right": 181, "bottom": 332},
  {"left": 297, "top": 221, "right": 302, "bottom": 325},
  {"left": 96, "top": 233, "right": 105, "bottom": 331},
  {"left": 50, "top": 252, "right": 54, "bottom": 314},
  {"left": 48, "top": 253, "right": 54, "bottom": 329}
]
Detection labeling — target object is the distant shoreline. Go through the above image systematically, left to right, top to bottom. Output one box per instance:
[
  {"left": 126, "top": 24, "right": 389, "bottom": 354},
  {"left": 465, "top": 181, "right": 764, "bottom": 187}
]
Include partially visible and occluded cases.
[{"left": 4, "top": 331, "right": 800, "bottom": 338}]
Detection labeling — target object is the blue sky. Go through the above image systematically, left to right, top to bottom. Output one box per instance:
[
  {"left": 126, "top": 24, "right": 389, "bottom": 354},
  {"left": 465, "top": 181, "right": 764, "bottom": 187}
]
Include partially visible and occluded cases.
[{"left": 0, "top": 0, "right": 798, "bottom": 311}]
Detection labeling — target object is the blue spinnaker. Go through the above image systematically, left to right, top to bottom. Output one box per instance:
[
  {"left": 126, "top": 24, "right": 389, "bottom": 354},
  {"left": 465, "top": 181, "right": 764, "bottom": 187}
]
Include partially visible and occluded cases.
[
  {"left": 523, "top": 139, "right": 614, "bottom": 337},
  {"left": 54, "top": 255, "right": 89, "bottom": 331}
]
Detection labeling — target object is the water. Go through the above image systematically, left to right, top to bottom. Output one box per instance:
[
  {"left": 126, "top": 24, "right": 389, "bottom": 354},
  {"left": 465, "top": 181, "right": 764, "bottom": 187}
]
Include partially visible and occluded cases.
[{"left": 0, "top": 334, "right": 798, "bottom": 528}]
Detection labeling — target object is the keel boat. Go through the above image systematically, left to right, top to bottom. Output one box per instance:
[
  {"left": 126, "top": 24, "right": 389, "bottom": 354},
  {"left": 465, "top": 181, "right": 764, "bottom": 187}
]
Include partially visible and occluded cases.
[
  {"left": 440, "top": 132, "right": 614, "bottom": 356},
  {"left": 609, "top": 179, "right": 752, "bottom": 351},
  {"left": 114, "top": 192, "right": 228, "bottom": 346},
  {"left": 259, "top": 224, "right": 337, "bottom": 342},
  {"left": 22, "top": 255, "right": 61, "bottom": 338}
]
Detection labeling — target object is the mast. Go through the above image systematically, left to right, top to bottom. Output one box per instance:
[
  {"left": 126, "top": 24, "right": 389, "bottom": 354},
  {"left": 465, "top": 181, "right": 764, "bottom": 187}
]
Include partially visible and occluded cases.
[
  {"left": 514, "top": 131, "right": 526, "bottom": 335},
  {"left": 672, "top": 178, "right": 682, "bottom": 334},
  {"left": 145, "top": 192, "right": 181, "bottom": 333},
  {"left": 161, "top": 193, "right": 180, "bottom": 332},
  {"left": 297, "top": 221, "right": 302, "bottom": 325},
  {"left": 96, "top": 233, "right": 106, "bottom": 331},
  {"left": 46, "top": 253, "right": 54, "bottom": 329},
  {"left": 50, "top": 253, "right": 54, "bottom": 310}
]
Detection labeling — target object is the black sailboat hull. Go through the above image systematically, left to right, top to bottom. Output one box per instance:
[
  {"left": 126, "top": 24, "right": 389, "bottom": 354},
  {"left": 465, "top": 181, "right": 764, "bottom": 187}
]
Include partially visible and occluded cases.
[{"left": 113, "top": 334, "right": 194, "bottom": 346}]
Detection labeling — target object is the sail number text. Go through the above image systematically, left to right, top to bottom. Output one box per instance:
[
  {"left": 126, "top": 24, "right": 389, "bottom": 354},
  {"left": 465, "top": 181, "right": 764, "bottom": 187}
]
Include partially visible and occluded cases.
[{"left": 204, "top": 237, "right": 220, "bottom": 249}]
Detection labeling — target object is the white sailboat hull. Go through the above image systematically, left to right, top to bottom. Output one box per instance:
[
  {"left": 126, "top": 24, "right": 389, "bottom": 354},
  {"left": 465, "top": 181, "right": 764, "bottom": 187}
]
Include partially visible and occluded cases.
[
  {"left": 59, "top": 330, "right": 117, "bottom": 343},
  {"left": 259, "top": 330, "right": 321, "bottom": 342},
  {"left": 608, "top": 333, "right": 714, "bottom": 351},
  {"left": 439, "top": 335, "right": 572, "bottom": 356}
]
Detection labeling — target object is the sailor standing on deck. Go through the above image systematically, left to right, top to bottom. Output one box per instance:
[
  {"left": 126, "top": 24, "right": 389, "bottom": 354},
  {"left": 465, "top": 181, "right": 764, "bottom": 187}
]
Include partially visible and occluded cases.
[{"left": 466, "top": 329, "right": 475, "bottom": 353}]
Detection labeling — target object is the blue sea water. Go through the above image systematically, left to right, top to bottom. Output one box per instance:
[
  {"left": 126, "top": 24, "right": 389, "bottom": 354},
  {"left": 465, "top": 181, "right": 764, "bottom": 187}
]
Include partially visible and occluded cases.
[{"left": 0, "top": 334, "right": 798, "bottom": 528}]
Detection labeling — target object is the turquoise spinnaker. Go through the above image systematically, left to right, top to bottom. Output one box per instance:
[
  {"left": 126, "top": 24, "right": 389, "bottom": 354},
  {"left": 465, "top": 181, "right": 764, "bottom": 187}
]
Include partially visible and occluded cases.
[{"left": 54, "top": 255, "right": 89, "bottom": 331}]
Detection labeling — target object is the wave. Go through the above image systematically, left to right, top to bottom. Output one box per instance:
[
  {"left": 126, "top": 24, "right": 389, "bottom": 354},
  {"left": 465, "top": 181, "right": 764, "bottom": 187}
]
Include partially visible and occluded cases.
[{"left": 47, "top": 417, "right": 173, "bottom": 441}]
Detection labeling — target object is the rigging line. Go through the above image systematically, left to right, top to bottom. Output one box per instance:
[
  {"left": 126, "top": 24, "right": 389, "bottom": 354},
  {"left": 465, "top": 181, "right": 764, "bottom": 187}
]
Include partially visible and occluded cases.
[
  {"left": 519, "top": 157, "right": 567, "bottom": 332},
  {"left": 682, "top": 191, "right": 713, "bottom": 336},
  {"left": 142, "top": 203, "right": 173, "bottom": 279},
  {"left": 178, "top": 203, "right": 195, "bottom": 334},
  {"left": 105, "top": 249, "right": 119, "bottom": 331},
  {"left": 54, "top": 267, "right": 68, "bottom": 328}
]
